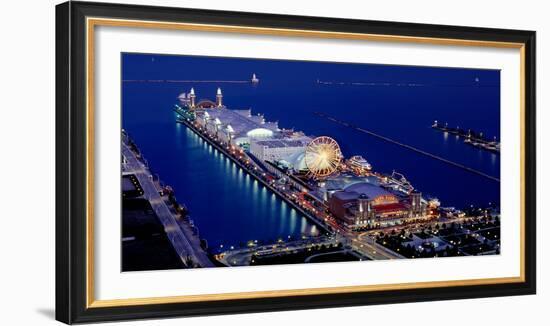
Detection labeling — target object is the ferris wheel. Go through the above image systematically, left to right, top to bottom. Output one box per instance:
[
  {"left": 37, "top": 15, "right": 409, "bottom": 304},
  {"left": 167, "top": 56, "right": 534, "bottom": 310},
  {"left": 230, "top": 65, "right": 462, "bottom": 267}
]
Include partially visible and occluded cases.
[{"left": 304, "top": 136, "right": 343, "bottom": 178}]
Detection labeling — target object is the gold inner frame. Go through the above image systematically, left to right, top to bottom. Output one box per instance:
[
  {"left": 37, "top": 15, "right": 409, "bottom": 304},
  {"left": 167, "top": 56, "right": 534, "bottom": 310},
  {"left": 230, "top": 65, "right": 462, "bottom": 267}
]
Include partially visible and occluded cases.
[{"left": 85, "top": 17, "right": 527, "bottom": 309}]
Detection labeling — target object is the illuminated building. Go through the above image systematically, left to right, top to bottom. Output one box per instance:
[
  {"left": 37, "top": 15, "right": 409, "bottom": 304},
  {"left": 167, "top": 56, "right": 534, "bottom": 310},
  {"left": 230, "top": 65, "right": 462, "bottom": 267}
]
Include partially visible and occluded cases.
[
  {"left": 178, "top": 92, "right": 188, "bottom": 105},
  {"left": 196, "top": 99, "right": 217, "bottom": 109},
  {"left": 195, "top": 107, "right": 280, "bottom": 147},
  {"left": 250, "top": 138, "right": 310, "bottom": 163},
  {"left": 347, "top": 155, "right": 372, "bottom": 175},
  {"left": 328, "top": 182, "right": 420, "bottom": 228},
  {"left": 409, "top": 191, "right": 424, "bottom": 217}
]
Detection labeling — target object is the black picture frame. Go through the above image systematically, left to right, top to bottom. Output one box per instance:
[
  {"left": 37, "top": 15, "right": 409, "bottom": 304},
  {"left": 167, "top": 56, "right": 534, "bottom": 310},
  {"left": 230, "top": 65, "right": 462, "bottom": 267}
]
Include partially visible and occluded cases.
[{"left": 56, "top": 1, "right": 536, "bottom": 324}]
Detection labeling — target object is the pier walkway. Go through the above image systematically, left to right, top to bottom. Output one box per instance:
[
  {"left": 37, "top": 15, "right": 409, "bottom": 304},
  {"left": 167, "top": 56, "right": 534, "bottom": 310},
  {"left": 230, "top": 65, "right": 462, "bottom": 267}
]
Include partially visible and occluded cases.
[
  {"left": 315, "top": 112, "right": 500, "bottom": 183},
  {"left": 122, "top": 142, "right": 215, "bottom": 268}
]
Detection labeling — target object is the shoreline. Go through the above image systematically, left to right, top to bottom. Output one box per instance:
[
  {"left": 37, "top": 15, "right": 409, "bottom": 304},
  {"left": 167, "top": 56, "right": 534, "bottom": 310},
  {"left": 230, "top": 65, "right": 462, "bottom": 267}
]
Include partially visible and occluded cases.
[{"left": 122, "top": 132, "right": 216, "bottom": 268}]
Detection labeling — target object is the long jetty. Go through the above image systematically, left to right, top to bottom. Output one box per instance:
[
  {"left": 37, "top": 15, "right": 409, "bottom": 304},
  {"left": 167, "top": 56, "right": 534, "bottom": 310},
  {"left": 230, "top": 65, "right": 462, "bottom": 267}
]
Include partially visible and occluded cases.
[
  {"left": 316, "top": 79, "right": 424, "bottom": 87},
  {"left": 314, "top": 112, "right": 500, "bottom": 183}
]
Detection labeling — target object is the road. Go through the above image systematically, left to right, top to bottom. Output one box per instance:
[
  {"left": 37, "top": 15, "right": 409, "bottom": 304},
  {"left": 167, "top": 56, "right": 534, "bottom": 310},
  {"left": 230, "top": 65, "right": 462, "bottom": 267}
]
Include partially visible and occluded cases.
[
  {"left": 122, "top": 142, "right": 215, "bottom": 268},
  {"left": 290, "top": 192, "right": 404, "bottom": 260},
  {"left": 351, "top": 215, "right": 495, "bottom": 258},
  {"left": 351, "top": 233, "right": 405, "bottom": 260},
  {"left": 217, "top": 238, "right": 338, "bottom": 266},
  {"left": 303, "top": 249, "right": 363, "bottom": 263}
]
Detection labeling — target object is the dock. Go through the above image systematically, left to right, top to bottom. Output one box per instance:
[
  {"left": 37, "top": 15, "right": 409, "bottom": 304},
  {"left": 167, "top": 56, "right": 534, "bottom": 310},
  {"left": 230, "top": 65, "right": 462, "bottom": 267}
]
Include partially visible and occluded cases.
[{"left": 431, "top": 121, "right": 500, "bottom": 153}]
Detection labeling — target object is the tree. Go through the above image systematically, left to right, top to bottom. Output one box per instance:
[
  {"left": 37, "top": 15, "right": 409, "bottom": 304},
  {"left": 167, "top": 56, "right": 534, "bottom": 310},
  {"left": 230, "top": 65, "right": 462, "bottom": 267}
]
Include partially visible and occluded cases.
[{"left": 184, "top": 255, "right": 195, "bottom": 268}]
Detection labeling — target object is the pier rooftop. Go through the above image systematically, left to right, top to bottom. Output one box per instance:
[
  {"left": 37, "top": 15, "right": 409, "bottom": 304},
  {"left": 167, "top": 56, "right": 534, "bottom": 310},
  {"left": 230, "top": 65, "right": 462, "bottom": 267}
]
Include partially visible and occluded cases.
[
  {"left": 194, "top": 106, "right": 313, "bottom": 165},
  {"left": 197, "top": 108, "right": 280, "bottom": 143}
]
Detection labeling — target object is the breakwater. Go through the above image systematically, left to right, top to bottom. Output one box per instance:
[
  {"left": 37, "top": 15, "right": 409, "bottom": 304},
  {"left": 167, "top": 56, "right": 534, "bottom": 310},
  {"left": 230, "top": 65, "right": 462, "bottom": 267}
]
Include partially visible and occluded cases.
[
  {"left": 123, "top": 79, "right": 250, "bottom": 84},
  {"left": 315, "top": 112, "right": 500, "bottom": 183}
]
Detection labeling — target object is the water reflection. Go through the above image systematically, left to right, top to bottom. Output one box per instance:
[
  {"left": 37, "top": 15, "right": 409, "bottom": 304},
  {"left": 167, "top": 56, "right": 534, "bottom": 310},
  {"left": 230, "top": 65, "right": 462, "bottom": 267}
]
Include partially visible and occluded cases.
[{"left": 175, "top": 126, "right": 318, "bottom": 248}]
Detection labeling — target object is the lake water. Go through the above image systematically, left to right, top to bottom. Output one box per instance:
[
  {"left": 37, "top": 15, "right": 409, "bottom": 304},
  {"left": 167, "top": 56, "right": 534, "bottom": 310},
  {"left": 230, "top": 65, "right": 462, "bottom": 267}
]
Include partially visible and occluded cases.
[{"left": 122, "top": 53, "right": 500, "bottom": 248}]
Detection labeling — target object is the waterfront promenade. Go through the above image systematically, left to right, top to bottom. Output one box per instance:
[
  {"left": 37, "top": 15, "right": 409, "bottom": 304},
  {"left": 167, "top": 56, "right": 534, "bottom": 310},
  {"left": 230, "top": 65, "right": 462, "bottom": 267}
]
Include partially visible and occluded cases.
[{"left": 122, "top": 141, "right": 215, "bottom": 268}]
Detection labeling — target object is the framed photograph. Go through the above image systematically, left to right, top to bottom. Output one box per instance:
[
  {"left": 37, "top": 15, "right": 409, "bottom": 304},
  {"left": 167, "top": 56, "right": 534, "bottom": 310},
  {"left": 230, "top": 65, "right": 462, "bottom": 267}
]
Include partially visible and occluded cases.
[{"left": 56, "top": 1, "right": 536, "bottom": 324}]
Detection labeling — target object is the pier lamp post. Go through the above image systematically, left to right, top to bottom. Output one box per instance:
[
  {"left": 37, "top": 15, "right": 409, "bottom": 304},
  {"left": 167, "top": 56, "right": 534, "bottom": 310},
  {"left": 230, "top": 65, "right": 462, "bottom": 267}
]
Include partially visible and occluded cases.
[{"left": 216, "top": 87, "right": 223, "bottom": 107}]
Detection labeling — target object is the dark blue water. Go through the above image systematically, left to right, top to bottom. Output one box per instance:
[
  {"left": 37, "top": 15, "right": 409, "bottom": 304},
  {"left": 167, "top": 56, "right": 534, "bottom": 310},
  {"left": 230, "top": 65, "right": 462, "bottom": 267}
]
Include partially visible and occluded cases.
[{"left": 122, "top": 53, "right": 500, "bottom": 247}]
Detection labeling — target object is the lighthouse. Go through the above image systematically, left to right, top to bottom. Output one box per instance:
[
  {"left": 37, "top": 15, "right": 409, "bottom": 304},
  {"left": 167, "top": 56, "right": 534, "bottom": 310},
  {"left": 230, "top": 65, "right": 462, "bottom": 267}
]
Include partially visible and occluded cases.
[
  {"left": 189, "top": 87, "right": 196, "bottom": 108},
  {"left": 216, "top": 87, "right": 223, "bottom": 108}
]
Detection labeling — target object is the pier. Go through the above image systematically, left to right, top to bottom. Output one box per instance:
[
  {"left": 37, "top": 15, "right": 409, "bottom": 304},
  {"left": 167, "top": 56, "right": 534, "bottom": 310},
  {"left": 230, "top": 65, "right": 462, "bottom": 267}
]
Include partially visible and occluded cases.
[
  {"left": 168, "top": 87, "right": 500, "bottom": 263},
  {"left": 175, "top": 112, "right": 334, "bottom": 235},
  {"left": 314, "top": 112, "right": 500, "bottom": 183}
]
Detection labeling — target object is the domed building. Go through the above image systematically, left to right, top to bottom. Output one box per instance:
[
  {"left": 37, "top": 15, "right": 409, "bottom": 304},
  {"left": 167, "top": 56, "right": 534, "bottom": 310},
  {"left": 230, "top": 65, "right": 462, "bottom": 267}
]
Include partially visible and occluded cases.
[
  {"left": 196, "top": 99, "right": 217, "bottom": 109},
  {"left": 193, "top": 100, "right": 281, "bottom": 147},
  {"left": 328, "top": 182, "right": 423, "bottom": 229}
]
